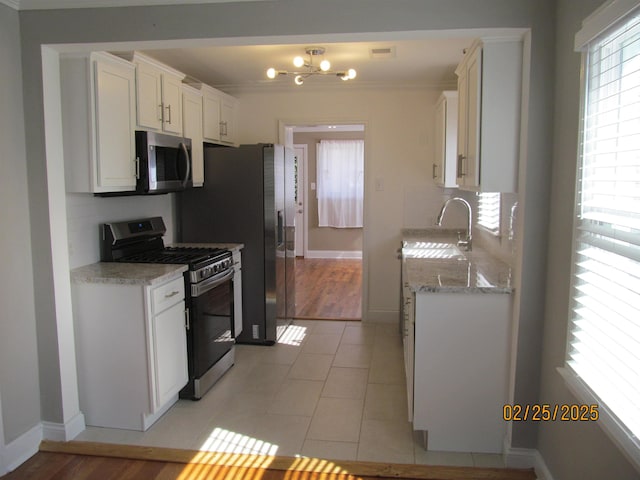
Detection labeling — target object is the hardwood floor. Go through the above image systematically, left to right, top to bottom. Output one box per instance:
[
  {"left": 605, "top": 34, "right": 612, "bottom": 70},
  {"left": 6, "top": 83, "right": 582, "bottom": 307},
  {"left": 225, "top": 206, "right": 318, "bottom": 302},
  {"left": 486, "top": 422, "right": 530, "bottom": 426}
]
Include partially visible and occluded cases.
[
  {"left": 294, "top": 258, "right": 362, "bottom": 320},
  {"left": 3, "top": 441, "right": 537, "bottom": 480}
]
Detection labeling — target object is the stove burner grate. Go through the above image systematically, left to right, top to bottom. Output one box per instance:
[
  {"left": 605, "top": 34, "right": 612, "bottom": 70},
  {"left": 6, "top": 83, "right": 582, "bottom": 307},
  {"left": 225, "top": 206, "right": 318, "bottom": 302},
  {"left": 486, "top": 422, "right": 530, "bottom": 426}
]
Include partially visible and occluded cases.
[{"left": 118, "top": 247, "right": 228, "bottom": 266}]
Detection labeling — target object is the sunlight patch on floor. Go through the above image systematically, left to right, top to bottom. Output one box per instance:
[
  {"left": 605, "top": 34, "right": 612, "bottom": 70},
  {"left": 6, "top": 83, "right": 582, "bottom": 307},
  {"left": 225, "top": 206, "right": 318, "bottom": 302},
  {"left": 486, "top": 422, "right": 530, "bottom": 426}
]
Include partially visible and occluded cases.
[
  {"left": 277, "top": 324, "right": 307, "bottom": 346},
  {"left": 199, "top": 428, "right": 279, "bottom": 456}
]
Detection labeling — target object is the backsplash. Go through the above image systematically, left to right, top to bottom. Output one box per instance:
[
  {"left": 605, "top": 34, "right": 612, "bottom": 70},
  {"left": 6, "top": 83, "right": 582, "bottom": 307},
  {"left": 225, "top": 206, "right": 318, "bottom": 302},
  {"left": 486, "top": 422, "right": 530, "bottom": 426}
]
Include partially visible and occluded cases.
[{"left": 66, "top": 192, "right": 176, "bottom": 269}]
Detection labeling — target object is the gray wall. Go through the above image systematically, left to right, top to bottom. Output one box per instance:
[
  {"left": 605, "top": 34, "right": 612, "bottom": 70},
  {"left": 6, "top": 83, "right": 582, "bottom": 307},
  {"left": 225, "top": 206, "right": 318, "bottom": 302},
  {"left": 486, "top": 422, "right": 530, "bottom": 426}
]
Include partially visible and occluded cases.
[
  {"left": 13, "top": 0, "right": 550, "bottom": 451},
  {"left": 537, "top": 1, "right": 640, "bottom": 478},
  {"left": 0, "top": 4, "right": 42, "bottom": 447},
  {"left": 293, "top": 131, "right": 364, "bottom": 253}
]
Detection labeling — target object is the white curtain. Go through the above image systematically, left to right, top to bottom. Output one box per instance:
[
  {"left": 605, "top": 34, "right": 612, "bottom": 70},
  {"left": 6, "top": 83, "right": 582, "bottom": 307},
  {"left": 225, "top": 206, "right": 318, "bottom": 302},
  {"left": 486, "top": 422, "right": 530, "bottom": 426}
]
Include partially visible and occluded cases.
[{"left": 316, "top": 139, "right": 364, "bottom": 228}]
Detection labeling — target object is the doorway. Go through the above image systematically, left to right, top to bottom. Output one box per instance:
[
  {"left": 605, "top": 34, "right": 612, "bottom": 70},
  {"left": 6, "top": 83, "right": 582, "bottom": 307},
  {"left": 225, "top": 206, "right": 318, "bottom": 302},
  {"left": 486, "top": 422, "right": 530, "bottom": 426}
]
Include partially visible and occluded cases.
[{"left": 288, "top": 124, "right": 365, "bottom": 321}]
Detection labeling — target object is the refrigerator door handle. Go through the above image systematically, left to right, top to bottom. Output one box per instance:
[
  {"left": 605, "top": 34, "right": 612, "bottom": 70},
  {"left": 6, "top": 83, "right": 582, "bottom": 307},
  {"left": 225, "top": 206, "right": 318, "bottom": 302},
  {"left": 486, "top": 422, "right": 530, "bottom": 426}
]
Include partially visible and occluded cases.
[{"left": 277, "top": 210, "right": 285, "bottom": 247}]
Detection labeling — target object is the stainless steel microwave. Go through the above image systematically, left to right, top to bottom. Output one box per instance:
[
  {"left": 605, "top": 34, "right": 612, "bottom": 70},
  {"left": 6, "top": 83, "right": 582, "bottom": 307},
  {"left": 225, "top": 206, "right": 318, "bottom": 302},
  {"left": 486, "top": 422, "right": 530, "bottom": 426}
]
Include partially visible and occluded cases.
[{"left": 135, "top": 131, "right": 192, "bottom": 194}]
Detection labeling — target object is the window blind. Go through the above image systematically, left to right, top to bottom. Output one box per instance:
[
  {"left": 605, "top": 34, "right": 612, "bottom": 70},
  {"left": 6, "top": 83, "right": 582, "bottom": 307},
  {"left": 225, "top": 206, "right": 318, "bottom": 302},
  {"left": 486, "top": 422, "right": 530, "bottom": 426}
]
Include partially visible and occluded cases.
[
  {"left": 567, "top": 8, "right": 640, "bottom": 449},
  {"left": 476, "top": 192, "right": 501, "bottom": 234}
]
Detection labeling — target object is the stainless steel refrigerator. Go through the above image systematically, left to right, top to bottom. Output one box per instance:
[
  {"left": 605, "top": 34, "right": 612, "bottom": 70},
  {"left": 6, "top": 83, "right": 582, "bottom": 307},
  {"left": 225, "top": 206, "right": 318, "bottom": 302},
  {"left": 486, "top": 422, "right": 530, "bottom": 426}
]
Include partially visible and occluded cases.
[{"left": 177, "top": 144, "right": 295, "bottom": 345}]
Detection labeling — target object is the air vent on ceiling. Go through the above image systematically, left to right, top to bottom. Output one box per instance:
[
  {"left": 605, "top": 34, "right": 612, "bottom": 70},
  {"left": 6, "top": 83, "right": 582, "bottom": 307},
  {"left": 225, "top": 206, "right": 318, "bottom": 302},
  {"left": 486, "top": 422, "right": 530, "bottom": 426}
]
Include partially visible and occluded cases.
[{"left": 370, "top": 47, "right": 396, "bottom": 59}]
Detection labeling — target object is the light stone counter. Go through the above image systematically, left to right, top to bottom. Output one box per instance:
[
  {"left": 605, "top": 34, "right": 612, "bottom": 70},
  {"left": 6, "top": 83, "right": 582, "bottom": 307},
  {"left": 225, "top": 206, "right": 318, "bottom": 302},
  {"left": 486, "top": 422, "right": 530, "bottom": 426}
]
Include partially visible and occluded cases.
[
  {"left": 401, "top": 228, "right": 513, "bottom": 294},
  {"left": 71, "top": 262, "right": 187, "bottom": 286}
]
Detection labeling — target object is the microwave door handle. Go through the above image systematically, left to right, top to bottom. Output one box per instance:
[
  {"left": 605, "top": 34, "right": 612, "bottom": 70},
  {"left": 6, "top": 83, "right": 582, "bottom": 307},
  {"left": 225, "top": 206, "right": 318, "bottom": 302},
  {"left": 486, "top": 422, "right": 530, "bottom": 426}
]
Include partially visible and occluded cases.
[{"left": 180, "top": 142, "right": 191, "bottom": 186}]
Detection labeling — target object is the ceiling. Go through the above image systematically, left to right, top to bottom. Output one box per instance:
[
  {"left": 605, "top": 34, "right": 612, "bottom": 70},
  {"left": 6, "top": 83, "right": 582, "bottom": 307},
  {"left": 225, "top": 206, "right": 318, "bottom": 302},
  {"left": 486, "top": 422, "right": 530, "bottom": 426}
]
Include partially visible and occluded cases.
[{"left": 140, "top": 37, "right": 475, "bottom": 92}]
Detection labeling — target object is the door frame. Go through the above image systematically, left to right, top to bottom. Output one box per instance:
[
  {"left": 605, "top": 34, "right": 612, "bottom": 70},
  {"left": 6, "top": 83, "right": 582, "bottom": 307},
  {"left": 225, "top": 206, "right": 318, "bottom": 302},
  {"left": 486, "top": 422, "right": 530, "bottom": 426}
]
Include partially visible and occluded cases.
[
  {"left": 279, "top": 119, "right": 368, "bottom": 322},
  {"left": 293, "top": 144, "right": 308, "bottom": 258}
]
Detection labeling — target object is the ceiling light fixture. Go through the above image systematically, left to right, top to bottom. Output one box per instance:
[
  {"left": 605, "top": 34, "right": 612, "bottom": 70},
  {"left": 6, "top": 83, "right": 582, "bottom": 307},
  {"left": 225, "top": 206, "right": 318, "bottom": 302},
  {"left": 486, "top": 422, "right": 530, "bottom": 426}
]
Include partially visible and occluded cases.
[{"left": 266, "top": 47, "right": 357, "bottom": 85}]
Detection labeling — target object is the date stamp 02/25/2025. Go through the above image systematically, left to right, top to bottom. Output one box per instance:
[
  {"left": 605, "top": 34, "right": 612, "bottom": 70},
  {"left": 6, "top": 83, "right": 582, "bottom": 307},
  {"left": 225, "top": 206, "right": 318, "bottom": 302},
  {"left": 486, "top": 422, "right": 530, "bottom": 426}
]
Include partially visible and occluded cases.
[{"left": 503, "top": 404, "right": 600, "bottom": 422}]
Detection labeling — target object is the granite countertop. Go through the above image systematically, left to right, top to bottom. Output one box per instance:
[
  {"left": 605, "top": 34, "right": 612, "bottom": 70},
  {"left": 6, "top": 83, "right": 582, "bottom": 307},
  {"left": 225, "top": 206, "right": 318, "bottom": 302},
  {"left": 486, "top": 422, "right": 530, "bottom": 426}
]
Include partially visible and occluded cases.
[
  {"left": 401, "top": 228, "right": 513, "bottom": 294},
  {"left": 70, "top": 243, "right": 242, "bottom": 286},
  {"left": 71, "top": 263, "right": 188, "bottom": 286}
]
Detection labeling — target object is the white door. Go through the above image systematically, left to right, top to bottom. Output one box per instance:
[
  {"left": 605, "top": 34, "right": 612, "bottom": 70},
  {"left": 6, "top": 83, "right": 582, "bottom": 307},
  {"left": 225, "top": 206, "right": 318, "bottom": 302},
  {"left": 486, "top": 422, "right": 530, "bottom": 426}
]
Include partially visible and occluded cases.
[{"left": 294, "top": 145, "right": 307, "bottom": 257}]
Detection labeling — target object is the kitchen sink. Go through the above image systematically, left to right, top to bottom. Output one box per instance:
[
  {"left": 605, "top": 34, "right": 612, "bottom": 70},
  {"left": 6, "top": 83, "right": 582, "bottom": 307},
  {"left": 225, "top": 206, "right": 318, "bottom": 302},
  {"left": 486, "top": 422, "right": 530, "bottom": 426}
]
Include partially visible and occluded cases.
[{"left": 401, "top": 241, "right": 466, "bottom": 260}]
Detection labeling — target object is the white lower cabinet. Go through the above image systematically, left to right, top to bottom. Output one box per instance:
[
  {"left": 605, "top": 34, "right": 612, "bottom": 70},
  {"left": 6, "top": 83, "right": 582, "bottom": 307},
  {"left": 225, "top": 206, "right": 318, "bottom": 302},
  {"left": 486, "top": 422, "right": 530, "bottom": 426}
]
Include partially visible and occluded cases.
[
  {"left": 72, "top": 274, "right": 188, "bottom": 431},
  {"left": 406, "top": 292, "right": 511, "bottom": 453}
]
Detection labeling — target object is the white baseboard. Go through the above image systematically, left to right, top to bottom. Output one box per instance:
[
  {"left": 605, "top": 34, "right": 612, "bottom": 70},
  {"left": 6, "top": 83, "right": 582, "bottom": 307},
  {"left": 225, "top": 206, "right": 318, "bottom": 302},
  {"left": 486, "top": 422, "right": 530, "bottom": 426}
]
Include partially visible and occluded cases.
[
  {"left": 305, "top": 250, "right": 362, "bottom": 259},
  {"left": 42, "top": 411, "right": 86, "bottom": 441},
  {"left": 0, "top": 422, "right": 42, "bottom": 475},
  {"left": 504, "top": 446, "right": 554, "bottom": 480}
]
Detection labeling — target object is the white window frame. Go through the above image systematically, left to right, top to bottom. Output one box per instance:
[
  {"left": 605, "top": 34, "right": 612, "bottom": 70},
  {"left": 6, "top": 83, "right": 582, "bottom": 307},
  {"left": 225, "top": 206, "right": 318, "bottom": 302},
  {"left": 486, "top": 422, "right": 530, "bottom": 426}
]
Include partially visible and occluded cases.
[{"left": 559, "top": 0, "right": 640, "bottom": 471}]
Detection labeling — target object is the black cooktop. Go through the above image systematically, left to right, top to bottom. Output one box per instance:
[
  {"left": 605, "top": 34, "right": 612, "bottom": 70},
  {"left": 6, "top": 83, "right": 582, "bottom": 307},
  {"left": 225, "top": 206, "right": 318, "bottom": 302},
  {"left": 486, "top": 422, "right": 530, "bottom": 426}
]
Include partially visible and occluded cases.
[{"left": 117, "top": 246, "right": 228, "bottom": 266}]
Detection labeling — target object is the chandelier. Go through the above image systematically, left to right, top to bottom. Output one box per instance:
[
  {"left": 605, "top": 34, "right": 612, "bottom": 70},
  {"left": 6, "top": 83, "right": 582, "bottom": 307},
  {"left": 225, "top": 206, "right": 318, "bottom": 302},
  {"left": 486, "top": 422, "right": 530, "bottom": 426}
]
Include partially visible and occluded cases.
[{"left": 266, "top": 47, "right": 357, "bottom": 85}]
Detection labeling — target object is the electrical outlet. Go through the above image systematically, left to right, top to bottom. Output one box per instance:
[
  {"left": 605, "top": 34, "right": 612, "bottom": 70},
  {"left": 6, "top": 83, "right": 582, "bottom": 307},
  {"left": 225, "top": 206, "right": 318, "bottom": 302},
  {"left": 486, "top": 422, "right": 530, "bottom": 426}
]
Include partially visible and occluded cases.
[{"left": 252, "top": 324, "right": 259, "bottom": 339}]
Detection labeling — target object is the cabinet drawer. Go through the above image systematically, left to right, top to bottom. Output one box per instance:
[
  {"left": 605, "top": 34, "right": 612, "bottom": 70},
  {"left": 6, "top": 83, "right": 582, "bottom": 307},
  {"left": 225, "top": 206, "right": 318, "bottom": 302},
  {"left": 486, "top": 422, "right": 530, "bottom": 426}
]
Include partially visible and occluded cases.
[{"left": 151, "top": 276, "right": 184, "bottom": 314}]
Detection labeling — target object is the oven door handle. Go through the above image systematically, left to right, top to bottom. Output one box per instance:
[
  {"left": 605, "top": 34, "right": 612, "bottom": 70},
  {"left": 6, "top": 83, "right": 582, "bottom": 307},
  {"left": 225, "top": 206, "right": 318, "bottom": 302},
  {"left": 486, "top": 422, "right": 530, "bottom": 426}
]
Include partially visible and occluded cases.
[{"left": 191, "top": 269, "right": 234, "bottom": 297}]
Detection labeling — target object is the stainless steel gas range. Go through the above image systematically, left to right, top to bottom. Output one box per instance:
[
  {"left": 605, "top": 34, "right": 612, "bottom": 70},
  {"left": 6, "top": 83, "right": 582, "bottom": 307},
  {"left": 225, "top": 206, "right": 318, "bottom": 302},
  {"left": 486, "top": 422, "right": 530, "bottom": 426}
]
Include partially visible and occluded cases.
[{"left": 101, "top": 216, "right": 234, "bottom": 400}]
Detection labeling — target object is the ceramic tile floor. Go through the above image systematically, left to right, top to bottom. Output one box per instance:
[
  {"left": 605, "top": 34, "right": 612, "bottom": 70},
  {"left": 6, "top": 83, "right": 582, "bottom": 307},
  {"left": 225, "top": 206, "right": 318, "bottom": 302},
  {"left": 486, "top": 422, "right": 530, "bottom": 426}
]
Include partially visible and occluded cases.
[{"left": 76, "top": 320, "right": 505, "bottom": 467}]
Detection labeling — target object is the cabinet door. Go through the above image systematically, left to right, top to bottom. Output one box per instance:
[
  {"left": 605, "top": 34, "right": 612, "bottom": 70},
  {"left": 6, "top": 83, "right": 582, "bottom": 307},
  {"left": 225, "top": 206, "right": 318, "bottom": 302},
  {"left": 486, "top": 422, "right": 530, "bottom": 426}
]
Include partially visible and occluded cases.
[
  {"left": 464, "top": 50, "right": 481, "bottom": 188},
  {"left": 94, "top": 59, "right": 136, "bottom": 189},
  {"left": 135, "top": 62, "right": 163, "bottom": 131},
  {"left": 456, "top": 70, "right": 468, "bottom": 186},
  {"left": 162, "top": 74, "right": 183, "bottom": 135},
  {"left": 182, "top": 89, "right": 204, "bottom": 186},
  {"left": 203, "top": 91, "right": 221, "bottom": 142},
  {"left": 220, "top": 97, "right": 236, "bottom": 144},
  {"left": 433, "top": 98, "right": 445, "bottom": 185},
  {"left": 402, "top": 291, "right": 415, "bottom": 423},
  {"left": 152, "top": 301, "right": 188, "bottom": 409}
]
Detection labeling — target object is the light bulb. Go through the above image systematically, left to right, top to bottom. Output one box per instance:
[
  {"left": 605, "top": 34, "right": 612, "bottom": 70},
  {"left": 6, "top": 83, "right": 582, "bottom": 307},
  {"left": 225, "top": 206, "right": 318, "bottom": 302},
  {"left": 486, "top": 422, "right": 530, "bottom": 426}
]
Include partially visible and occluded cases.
[
  {"left": 293, "top": 56, "right": 305, "bottom": 68},
  {"left": 320, "top": 59, "right": 331, "bottom": 72},
  {"left": 266, "top": 68, "right": 277, "bottom": 79},
  {"left": 348, "top": 68, "right": 357, "bottom": 80},
  {"left": 294, "top": 75, "right": 304, "bottom": 85}
]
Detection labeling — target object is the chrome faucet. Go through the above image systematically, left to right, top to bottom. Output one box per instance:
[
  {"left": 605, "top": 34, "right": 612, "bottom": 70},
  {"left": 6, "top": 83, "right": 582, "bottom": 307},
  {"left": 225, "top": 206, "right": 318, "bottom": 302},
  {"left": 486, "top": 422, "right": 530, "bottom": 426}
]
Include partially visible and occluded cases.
[{"left": 435, "top": 197, "right": 473, "bottom": 251}]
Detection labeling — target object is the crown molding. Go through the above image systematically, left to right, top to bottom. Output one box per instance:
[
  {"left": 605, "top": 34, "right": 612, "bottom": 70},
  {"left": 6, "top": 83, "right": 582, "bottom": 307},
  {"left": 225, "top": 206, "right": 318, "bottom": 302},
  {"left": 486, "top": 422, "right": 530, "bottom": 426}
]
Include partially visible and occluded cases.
[
  {"left": 4, "top": 0, "right": 269, "bottom": 10},
  {"left": 218, "top": 80, "right": 457, "bottom": 96}
]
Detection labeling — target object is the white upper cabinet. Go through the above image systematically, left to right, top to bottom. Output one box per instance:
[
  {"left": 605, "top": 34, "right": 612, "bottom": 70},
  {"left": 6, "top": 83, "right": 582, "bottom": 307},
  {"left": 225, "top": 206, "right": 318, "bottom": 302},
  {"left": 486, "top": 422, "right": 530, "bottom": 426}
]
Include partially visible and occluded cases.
[
  {"left": 455, "top": 38, "right": 522, "bottom": 192},
  {"left": 61, "top": 51, "right": 137, "bottom": 193},
  {"left": 127, "top": 52, "right": 185, "bottom": 135},
  {"left": 197, "top": 83, "right": 238, "bottom": 147},
  {"left": 182, "top": 84, "right": 204, "bottom": 186},
  {"left": 202, "top": 86, "right": 221, "bottom": 143},
  {"left": 433, "top": 91, "right": 459, "bottom": 188},
  {"left": 220, "top": 93, "right": 237, "bottom": 146}
]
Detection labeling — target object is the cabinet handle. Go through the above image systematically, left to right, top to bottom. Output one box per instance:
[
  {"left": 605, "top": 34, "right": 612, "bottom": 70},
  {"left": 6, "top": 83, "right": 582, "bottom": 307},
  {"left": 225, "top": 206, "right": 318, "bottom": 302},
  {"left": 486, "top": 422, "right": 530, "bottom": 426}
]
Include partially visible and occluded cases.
[
  {"left": 158, "top": 104, "right": 163, "bottom": 122},
  {"left": 165, "top": 104, "right": 172, "bottom": 124},
  {"left": 220, "top": 121, "right": 227, "bottom": 137},
  {"left": 457, "top": 154, "right": 466, "bottom": 177},
  {"left": 135, "top": 157, "right": 140, "bottom": 179},
  {"left": 432, "top": 163, "right": 437, "bottom": 179},
  {"left": 164, "top": 290, "right": 180, "bottom": 299},
  {"left": 185, "top": 308, "right": 190, "bottom": 330}
]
